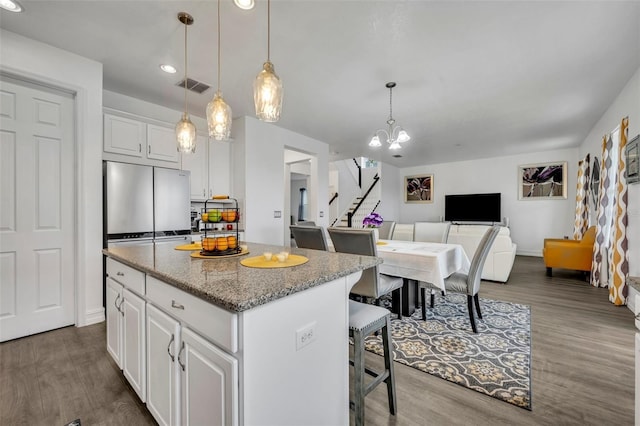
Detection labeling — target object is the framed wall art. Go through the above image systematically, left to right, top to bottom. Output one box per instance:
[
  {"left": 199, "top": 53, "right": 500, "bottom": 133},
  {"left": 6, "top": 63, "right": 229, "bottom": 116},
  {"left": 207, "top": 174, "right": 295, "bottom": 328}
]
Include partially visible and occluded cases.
[
  {"left": 518, "top": 162, "right": 567, "bottom": 199},
  {"left": 405, "top": 174, "right": 433, "bottom": 203}
]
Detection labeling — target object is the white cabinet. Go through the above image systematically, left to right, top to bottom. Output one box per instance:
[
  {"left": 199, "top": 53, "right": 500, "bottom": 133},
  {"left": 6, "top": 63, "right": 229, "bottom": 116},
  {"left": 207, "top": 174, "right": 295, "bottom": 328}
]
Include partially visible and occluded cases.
[
  {"left": 103, "top": 110, "right": 179, "bottom": 165},
  {"left": 104, "top": 113, "right": 145, "bottom": 157},
  {"left": 147, "top": 123, "right": 180, "bottom": 163},
  {"left": 181, "top": 134, "right": 209, "bottom": 200},
  {"left": 182, "top": 138, "right": 232, "bottom": 201},
  {"left": 209, "top": 140, "right": 231, "bottom": 197},
  {"left": 106, "top": 259, "right": 147, "bottom": 402},
  {"left": 106, "top": 277, "right": 123, "bottom": 368},
  {"left": 122, "top": 288, "right": 146, "bottom": 402},
  {"left": 146, "top": 303, "right": 238, "bottom": 426},
  {"left": 147, "top": 304, "right": 180, "bottom": 426},
  {"left": 180, "top": 327, "right": 238, "bottom": 426}
]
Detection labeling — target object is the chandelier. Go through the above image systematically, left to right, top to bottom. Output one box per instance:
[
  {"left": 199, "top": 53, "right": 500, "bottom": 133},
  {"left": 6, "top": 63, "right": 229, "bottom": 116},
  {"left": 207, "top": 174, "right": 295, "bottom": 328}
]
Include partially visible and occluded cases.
[
  {"left": 206, "top": 0, "right": 232, "bottom": 140},
  {"left": 175, "top": 12, "right": 197, "bottom": 153},
  {"left": 368, "top": 82, "right": 410, "bottom": 150}
]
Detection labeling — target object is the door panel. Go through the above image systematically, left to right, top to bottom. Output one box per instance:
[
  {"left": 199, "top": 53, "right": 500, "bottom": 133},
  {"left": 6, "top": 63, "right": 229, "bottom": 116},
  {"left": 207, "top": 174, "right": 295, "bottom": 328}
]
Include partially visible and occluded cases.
[
  {"left": 0, "top": 78, "right": 75, "bottom": 342},
  {"left": 122, "top": 288, "right": 146, "bottom": 402}
]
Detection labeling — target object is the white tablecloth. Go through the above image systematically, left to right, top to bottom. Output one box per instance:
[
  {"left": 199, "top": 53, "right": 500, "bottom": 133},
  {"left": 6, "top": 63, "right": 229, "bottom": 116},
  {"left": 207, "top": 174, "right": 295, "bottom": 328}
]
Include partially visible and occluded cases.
[{"left": 376, "top": 240, "right": 470, "bottom": 291}]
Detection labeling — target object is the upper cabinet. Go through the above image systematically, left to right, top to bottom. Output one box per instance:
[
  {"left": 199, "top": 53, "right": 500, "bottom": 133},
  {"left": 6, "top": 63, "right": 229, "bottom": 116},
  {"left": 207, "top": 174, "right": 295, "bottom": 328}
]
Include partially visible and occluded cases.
[
  {"left": 103, "top": 109, "right": 179, "bottom": 166},
  {"left": 104, "top": 113, "right": 145, "bottom": 157},
  {"left": 147, "top": 124, "right": 180, "bottom": 163},
  {"left": 182, "top": 137, "right": 232, "bottom": 201}
]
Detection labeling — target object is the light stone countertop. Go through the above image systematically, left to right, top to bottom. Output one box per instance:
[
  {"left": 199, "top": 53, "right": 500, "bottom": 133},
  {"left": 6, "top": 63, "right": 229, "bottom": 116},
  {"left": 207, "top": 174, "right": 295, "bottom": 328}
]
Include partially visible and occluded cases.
[{"left": 103, "top": 241, "right": 381, "bottom": 313}]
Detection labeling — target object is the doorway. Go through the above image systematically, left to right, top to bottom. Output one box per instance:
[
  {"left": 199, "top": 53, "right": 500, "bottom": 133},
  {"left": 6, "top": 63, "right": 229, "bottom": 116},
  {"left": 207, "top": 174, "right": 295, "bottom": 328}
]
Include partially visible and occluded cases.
[
  {"left": 0, "top": 76, "right": 76, "bottom": 342},
  {"left": 284, "top": 149, "right": 316, "bottom": 246}
]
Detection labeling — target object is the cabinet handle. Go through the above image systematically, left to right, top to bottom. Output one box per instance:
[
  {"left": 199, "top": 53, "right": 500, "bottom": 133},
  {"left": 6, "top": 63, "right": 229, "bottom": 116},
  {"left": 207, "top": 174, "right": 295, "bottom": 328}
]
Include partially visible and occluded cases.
[
  {"left": 138, "top": 143, "right": 142, "bottom": 153},
  {"left": 148, "top": 145, "right": 151, "bottom": 155},
  {"left": 203, "top": 189, "right": 206, "bottom": 197},
  {"left": 116, "top": 271, "right": 124, "bottom": 276},
  {"left": 114, "top": 294, "right": 120, "bottom": 311},
  {"left": 118, "top": 297, "right": 125, "bottom": 315},
  {"left": 171, "top": 300, "right": 185, "bottom": 310},
  {"left": 167, "top": 334, "right": 175, "bottom": 362},
  {"left": 177, "top": 341, "right": 185, "bottom": 371}
]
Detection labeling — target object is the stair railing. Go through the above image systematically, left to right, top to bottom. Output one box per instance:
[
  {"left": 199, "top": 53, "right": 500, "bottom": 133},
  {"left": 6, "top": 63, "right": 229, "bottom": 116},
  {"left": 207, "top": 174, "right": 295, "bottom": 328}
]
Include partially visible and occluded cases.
[{"left": 347, "top": 173, "right": 379, "bottom": 227}]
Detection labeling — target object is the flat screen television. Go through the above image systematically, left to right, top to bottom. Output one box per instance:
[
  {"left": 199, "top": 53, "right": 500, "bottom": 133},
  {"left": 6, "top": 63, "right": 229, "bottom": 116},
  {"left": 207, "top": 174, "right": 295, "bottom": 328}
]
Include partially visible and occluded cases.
[{"left": 444, "top": 193, "right": 501, "bottom": 223}]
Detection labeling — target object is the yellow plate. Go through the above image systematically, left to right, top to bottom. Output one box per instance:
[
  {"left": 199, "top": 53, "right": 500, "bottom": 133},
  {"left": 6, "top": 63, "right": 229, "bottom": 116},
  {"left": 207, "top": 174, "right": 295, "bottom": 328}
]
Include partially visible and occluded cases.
[
  {"left": 376, "top": 241, "right": 387, "bottom": 245},
  {"left": 175, "top": 242, "right": 202, "bottom": 251},
  {"left": 190, "top": 249, "right": 249, "bottom": 259},
  {"left": 240, "top": 254, "right": 308, "bottom": 269}
]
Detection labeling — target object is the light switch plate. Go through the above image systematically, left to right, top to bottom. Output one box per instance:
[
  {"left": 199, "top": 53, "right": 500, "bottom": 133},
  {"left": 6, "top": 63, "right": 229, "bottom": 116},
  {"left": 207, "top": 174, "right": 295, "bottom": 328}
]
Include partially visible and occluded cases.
[{"left": 274, "top": 211, "right": 282, "bottom": 218}]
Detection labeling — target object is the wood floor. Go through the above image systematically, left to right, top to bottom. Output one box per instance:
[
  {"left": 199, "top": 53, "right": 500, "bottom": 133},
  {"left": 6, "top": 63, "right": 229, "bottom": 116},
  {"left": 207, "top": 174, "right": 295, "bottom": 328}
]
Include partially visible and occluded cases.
[{"left": 1, "top": 256, "right": 635, "bottom": 425}]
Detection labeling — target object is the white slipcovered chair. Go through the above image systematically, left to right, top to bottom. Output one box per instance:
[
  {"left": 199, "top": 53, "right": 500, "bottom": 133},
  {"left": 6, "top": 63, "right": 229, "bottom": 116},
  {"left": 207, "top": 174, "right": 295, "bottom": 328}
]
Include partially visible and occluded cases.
[{"left": 413, "top": 222, "right": 451, "bottom": 243}]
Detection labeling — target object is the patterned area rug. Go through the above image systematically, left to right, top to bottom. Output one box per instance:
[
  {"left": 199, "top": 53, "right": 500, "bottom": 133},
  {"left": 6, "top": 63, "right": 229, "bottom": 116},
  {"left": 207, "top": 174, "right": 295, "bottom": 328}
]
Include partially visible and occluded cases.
[{"left": 366, "top": 293, "right": 531, "bottom": 410}]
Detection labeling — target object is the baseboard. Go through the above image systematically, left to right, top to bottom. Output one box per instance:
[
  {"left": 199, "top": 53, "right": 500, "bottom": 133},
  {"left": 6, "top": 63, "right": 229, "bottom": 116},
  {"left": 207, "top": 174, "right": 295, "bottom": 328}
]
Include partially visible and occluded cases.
[
  {"left": 516, "top": 251, "right": 542, "bottom": 257},
  {"left": 82, "top": 307, "right": 105, "bottom": 326}
]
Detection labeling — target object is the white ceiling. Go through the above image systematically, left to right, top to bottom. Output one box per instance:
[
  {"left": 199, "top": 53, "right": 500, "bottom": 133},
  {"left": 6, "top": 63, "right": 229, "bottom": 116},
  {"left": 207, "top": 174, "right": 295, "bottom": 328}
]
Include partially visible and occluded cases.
[{"left": 2, "top": 1, "right": 639, "bottom": 168}]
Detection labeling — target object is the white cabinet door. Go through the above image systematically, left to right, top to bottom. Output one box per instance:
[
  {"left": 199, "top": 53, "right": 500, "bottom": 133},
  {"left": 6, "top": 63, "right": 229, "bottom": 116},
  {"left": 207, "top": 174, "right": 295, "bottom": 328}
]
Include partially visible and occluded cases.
[
  {"left": 104, "top": 113, "right": 145, "bottom": 157},
  {"left": 147, "top": 123, "right": 179, "bottom": 163},
  {"left": 182, "top": 134, "right": 209, "bottom": 200},
  {"left": 209, "top": 140, "right": 231, "bottom": 197},
  {"left": 106, "top": 277, "right": 123, "bottom": 369},
  {"left": 122, "top": 288, "right": 146, "bottom": 402},
  {"left": 147, "top": 304, "right": 180, "bottom": 426},
  {"left": 180, "top": 327, "right": 238, "bottom": 426}
]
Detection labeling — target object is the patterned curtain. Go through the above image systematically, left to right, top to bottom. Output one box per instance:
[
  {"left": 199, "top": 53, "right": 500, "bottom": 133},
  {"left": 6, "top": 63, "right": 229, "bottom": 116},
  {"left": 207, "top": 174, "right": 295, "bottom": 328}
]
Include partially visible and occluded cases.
[
  {"left": 590, "top": 117, "right": 629, "bottom": 306},
  {"left": 572, "top": 153, "right": 590, "bottom": 240}
]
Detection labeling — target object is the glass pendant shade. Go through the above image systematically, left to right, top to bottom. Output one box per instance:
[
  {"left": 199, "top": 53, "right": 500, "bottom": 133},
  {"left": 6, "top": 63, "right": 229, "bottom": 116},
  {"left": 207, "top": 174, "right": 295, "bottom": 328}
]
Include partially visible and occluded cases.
[
  {"left": 254, "top": 61, "right": 283, "bottom": 123},
  {"left": 207, "top": 91, "right": 232, "bottom": 140},
  {"left": 176, "top": 113, "right": 196, "bottom": 153},
  {"left": 396, "top": 129, "right": 411, "bottom": 143},
  {"left": 369, "top": 135, "right": 382, "bottom": 147},
  {"left": 388, "top": 141, "right": 402, "bottom": 150}
]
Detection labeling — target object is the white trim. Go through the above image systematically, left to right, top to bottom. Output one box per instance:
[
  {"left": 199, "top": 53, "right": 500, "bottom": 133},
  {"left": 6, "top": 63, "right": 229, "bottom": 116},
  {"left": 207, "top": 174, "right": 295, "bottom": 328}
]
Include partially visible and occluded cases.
[{"left": 85, "top": 307, "right": 106, "bottom": 325}]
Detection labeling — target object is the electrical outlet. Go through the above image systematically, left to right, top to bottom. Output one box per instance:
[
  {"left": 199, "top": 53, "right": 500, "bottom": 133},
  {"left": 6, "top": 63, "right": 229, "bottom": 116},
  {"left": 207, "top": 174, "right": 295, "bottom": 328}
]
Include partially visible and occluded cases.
[
  {"left": 274, "top": 210, "right": 282, "bottom": 218},
  {"left": 319, "top": 211, "right": 324, "bottom": 217},
  {"left": 296, "top": 322, "right": 317, "bottom": 350}
]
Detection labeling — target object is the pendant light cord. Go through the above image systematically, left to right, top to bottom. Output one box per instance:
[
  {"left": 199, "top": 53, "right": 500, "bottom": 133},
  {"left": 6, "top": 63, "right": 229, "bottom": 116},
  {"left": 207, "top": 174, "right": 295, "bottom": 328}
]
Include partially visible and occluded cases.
[
  {"left": 217, "top": 0, "right": 221, "bottom": 91},
  {"left": 267, "top": 0, "right": 270, "bottom": 61},
  {"left": 184, "top": 19, "right": 188, "bottom": 115},
  {"left": 389, "top": 86, "right": 393, "bottom": 122}
]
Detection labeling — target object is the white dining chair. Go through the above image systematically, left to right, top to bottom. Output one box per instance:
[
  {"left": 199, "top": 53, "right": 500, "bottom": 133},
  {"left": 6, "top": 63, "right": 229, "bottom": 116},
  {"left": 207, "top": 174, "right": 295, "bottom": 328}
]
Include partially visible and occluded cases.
[
  {"left": 413, "top": 221, "right": 451, "bottom": 243},
  {"left": 418, "top": 225, "right": 501, "bottom": 333}
]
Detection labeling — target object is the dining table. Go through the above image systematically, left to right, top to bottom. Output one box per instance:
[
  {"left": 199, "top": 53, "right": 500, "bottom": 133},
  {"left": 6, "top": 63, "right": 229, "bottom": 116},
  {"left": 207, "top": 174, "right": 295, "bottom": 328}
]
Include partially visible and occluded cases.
[{"left": 375, "top": 239, "right": 471, "bottom": 316}]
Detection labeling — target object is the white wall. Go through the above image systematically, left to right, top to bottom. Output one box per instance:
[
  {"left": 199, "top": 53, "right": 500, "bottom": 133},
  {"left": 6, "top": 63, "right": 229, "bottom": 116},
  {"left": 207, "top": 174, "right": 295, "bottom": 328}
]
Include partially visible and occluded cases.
[
  {"left": 0, "top": 30, "right": 104, "bottom": 326},
  {"left": 578, "top": 66, "right": 640, "bottom": 276},
  {"left": 233, "top": 116, "right": 329, "bottom": 245},
  {"left": 397, "top": 148, "right": 579, "bottom": 256},
  {"left": 335, "top": 159, "right": 361, "bottom": 218},
  {"left": 378, "top": 162, "right": 402, "bottom": 224}
]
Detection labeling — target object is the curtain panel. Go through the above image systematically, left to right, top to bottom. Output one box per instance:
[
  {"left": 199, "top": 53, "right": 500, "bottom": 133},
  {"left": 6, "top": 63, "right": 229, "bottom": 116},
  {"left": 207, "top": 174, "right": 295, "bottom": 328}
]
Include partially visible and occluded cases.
[
  {"left": 590, "top": 117, "right": 629, "bottom": 305},
  {"left": 573, "top": 153, "right": 590, "bottom": 240}
]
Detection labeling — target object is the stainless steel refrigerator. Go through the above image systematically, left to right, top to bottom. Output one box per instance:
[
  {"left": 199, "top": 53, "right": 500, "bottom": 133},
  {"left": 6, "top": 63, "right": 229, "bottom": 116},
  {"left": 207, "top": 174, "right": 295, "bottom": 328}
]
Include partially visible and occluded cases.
[{"left": 104, "top": 161, "right": 191, "bottom": 246}]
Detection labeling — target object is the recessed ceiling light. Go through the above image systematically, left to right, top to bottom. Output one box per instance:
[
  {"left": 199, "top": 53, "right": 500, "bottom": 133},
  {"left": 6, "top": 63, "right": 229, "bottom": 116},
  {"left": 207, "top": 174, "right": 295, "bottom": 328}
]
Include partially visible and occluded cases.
[
  {"left": 0, "top": 0, "right": 23, "bottom": 12},
  {"left": 233, "top": 0, "right": 255, "bottom": 10},
  {"left": 160, "top": 64, "right": 177, "bottom": 74}
]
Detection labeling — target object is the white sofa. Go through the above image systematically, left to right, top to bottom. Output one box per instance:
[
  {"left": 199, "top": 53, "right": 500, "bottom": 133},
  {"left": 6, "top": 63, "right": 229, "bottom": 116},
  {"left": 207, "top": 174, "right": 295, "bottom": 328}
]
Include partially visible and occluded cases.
[{"left": 446, "top": 225, "right": 517, "bottom": 283}]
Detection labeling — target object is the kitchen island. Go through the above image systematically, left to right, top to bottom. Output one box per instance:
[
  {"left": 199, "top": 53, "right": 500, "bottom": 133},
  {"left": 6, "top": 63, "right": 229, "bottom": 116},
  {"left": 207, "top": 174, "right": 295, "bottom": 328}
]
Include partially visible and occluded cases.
[{"left": 103, "top": 241, "right": 381, "bottom": 426}]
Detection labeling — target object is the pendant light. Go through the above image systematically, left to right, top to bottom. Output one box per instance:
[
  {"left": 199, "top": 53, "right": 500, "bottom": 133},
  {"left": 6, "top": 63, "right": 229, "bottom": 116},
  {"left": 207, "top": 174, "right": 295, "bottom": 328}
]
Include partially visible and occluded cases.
[
  {"left": 206, "top": 0, "right": 232, "bottom": 140},
  {"left": 253, "top": 0, "right": 283, "bottom": 122},
  {"left": 176, "top": 12, "right": 197, "bottom": 153}
]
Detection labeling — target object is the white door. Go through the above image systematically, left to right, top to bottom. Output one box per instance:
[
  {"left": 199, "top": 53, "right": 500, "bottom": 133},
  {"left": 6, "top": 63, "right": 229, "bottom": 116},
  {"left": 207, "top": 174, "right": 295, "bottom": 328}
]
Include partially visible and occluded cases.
[
  {"left": 0, "top": 78, "right": 75, "bottom": 342},
  {"left": 106, "top": 277, "right": 123, "bottom": 369},
  {"left": 122, "top": 288, "right": 146, "bottom": 402},
  {"left": 147, "top": 304, "right": 180, "bottom": 426},
  {"left": 181, "top": 327, "right": 238, "bottom": 426}
]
